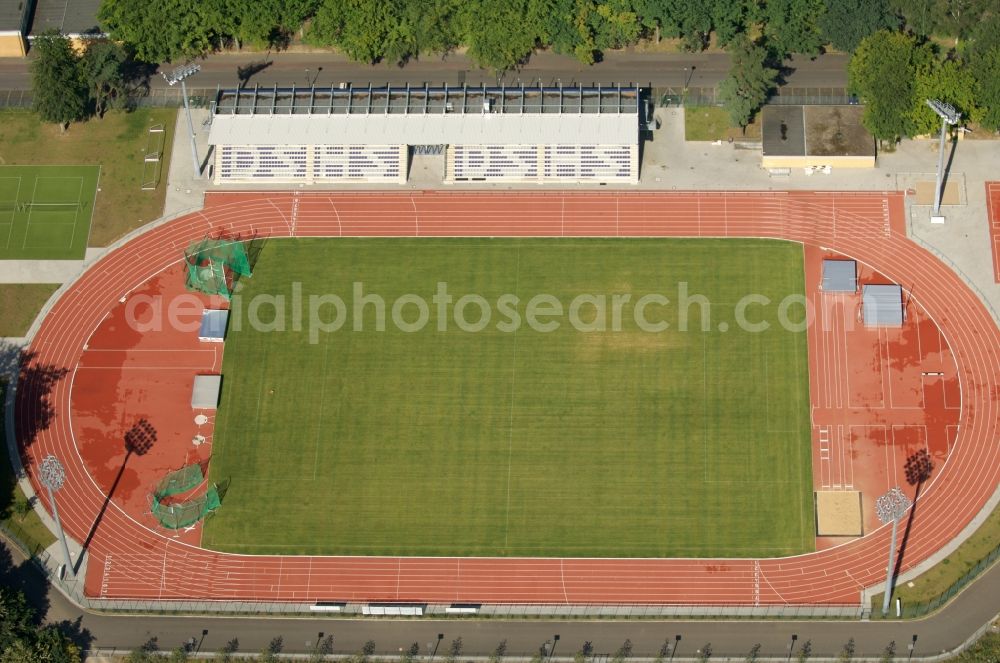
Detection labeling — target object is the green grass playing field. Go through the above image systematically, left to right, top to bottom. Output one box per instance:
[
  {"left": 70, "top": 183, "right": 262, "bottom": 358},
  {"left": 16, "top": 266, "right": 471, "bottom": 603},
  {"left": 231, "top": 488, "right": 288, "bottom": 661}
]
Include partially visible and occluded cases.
[
  {"left": 0, "top": 165, "right": 99, "bottom": 260},
  {"left": 204, "top": 238, "right": 814, "bottom": 558}
]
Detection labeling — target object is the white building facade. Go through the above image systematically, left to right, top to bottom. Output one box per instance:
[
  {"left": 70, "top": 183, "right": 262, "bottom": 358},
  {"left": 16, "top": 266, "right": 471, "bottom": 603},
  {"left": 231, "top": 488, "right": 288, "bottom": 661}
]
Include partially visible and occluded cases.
[{"left": 208, "top": 85, "right": 640, "bottom": 186}]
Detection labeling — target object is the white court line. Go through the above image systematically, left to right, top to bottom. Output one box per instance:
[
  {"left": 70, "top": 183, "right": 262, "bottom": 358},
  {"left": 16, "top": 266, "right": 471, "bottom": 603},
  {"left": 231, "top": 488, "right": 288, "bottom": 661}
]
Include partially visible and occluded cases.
[
  {"left": 0, "top": 175, "right": 21, "bottom": 250},
  {"left": 22, "top": 175, "right": 85, "bottom": 250},
  {"left": 19, "top": 177, "right": 39, "bottom": 250},
  {"left": 65, "top": 177, "right": 86, "bottom": 250}
]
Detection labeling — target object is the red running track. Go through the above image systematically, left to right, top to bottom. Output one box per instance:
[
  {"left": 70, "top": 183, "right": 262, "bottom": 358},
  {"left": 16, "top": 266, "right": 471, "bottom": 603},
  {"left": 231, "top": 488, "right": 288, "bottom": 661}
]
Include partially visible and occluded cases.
[
  {"left": 987, "top": 182, "right": 1000, "bottom": 283},
  {"left": 16, "top": 190, "right": 1000, "bottom": 605}
]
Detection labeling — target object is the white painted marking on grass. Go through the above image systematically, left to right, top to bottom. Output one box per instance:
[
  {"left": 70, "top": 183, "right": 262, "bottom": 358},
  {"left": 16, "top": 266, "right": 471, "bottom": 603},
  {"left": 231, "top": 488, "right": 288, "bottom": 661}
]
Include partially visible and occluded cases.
[
  {"left": 503, "top": 247, "right": 521, "bottom": 549},
  {"left": 313, "top": 341, "right": 332, "bottom": 480}
]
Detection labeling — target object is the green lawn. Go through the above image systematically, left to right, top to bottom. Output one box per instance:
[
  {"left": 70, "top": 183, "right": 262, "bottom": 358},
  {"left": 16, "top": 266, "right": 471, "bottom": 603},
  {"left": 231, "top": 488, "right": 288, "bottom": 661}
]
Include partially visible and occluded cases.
[
  {"left": 685, "top": 106, "right": 763, "bottom": 141},
  {"left": 0, "top": 109, "right": 175, "bottom": 247},
  {"left": 0, "top": 165, "right": 99, "bottom": 259},
  {"left": 204, "top": 238, "right": 814, "bottom": 557},
  {"left": 0, "top": 283, "right": 60, "bottom": 337},
  {"left": 0, "top": 382, "right": 57, "bottom": 556}
]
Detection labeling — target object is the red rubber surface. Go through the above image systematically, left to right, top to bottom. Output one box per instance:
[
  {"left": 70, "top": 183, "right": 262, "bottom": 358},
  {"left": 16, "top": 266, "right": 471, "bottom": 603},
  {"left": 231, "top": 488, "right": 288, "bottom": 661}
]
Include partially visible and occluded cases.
[
  {"left": 987, "top": 182, "right": 1000, "bottom": 283},
  {"left": 16, "top": 190, "right": 1000, "bottom": 606}
]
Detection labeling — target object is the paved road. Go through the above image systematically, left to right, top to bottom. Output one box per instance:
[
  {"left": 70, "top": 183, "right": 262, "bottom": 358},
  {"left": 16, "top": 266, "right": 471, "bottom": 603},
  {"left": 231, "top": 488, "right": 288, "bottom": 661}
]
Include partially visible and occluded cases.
[
  {"left": 0, "top": 50, "right": 849, "bottom": 91},
  {"left": 2, "top": 539, "right": 996, "bottom": 660}
]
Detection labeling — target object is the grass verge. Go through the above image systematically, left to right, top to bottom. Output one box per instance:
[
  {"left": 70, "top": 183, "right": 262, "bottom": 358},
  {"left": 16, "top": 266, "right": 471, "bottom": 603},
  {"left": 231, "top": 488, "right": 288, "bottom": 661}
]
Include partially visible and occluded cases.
[
  {"left": 685, "top": 106, "right": 762, "bottom": 141},
  {"left": 0, "top": 108, "right": 176, "bottom": 247},
  {"left": 0, "top": 284, "right": 60, "bottom": 337},
  {"left": 0, "top": 381, "right": 56, "bottom": 556},
  {"left": 870, "top": 503, "right": 1000, "bottom": 618}
]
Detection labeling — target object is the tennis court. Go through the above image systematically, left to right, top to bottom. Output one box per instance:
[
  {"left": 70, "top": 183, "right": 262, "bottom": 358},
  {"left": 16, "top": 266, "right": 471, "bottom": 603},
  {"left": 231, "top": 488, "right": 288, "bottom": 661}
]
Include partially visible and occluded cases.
[{"left": 0, "top": 165, "right": 100, "bottom": 260}]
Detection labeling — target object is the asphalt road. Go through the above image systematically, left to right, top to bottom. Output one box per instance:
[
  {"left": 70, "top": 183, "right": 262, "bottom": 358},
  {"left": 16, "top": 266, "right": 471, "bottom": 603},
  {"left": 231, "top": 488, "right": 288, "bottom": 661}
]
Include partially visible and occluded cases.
[
  {"left": 0, "top": 50, "right": 849, "bottom": 91},
  {"left": 2, "top": 539, "right": 996, "bottom": 660}
]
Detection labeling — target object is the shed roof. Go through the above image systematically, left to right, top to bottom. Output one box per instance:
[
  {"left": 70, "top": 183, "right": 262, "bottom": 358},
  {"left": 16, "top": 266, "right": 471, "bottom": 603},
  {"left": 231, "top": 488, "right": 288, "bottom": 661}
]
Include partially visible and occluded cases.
[
  {"left": 0, "top": 0, "right": 32, "bottom": 33},
  {"left": 29, "top": 0, "right": 102, "bottom": 35},
  {"left": 762, "top": 105, "right": 875, "bottom": 158},
  {"left": 762, "top": 106, "right": 806, "bottom": 157},
  {"left": 822, "top": 259, "right": 857, "bottom": 293},
  {"left": 862, "top": 284, "right": 903, "bottom": 327},
  {"left": 199, "top": 309, "right": 229, "bottom": 341},
  {"left": 191, "top": 375, "right": 222, "bottom": 409}
]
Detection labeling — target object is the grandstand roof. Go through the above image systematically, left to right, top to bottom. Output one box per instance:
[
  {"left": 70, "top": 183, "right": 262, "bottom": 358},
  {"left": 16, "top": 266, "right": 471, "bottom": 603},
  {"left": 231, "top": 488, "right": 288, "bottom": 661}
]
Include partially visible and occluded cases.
[
  {"left": 29, "top": 0, "right": 102, "bottom": 35},
  {"left": 209, "top": 85, "right": 640, "bottom": 146},
  {"left": 822, "top": 259, "right": 857, "bottom": 293},
  {"left": 862, "top": 284, "right": 903, "bottom": 327}
]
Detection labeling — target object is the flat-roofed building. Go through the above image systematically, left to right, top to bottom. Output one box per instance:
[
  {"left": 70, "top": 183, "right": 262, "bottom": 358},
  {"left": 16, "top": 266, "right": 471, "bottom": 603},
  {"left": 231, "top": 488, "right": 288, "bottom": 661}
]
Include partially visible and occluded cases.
[
  {"left": 0, "top": 0, "right": 32, "bottom": 57},
  {"left": 207, "top": 84, "right": 640, "bottom": 186},
  {"left": 762, "top": 105, "right": 876, "bottom": 171}
]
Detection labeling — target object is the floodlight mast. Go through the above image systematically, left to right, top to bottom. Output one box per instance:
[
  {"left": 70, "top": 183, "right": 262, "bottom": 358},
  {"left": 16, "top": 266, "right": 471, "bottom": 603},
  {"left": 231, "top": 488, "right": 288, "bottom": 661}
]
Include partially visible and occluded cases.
[
  {"left": 162, "top": 63, "right": 202, "bottom": 177},
  {"left": 925, "top": 99, "right": 961, "bottom": 216},
  {"left": 38, "top": 455, "right": 75, "bottom": 577},
  {"left": 875, "top": 486, "right": 912, "bottom": 615}
]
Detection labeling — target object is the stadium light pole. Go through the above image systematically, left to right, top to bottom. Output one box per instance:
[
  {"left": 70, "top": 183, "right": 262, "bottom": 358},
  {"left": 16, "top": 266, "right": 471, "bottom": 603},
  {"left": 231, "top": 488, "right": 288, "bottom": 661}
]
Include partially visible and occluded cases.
[
  {"left": 162, "top": 63, "right": 203, "bottom": 177},
  {"left": 925, "top": 99, "right": 961, "bottom": 218},
  {"left": 38, "top": 455, "right": 74, "bottom": 578},
  {"left": 876, "top": 486, "right": 912, "bottom": 615}
]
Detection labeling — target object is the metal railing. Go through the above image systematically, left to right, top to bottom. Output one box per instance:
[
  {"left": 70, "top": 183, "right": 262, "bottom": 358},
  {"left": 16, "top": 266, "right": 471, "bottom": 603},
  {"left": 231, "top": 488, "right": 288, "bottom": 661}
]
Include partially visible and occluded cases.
[{"left": 654, "top": 86, "right": 854, "bottom": 108}]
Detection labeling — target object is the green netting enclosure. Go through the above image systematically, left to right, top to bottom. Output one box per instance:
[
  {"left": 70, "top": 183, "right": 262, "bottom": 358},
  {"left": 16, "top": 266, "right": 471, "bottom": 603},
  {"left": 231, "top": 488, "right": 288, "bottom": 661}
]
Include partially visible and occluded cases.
[
  {"left": 184, "top": 238, "right": 252, "bottom": 300},
  {"left": 154, "top": 463, "right": 203, "bottom": 497},
  {"left": 150, "top": 464, "right": 220, "bottom": 529},
  {"left": 152, "top": 487, "right": 221, "bottom": 529}
]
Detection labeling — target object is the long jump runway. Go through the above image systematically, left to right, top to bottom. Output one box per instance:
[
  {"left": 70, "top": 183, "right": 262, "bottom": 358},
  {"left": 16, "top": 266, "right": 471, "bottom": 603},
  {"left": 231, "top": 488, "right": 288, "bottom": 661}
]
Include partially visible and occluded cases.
[{"left": 15, "top": 190, "right": 1000, "bottom": 606}]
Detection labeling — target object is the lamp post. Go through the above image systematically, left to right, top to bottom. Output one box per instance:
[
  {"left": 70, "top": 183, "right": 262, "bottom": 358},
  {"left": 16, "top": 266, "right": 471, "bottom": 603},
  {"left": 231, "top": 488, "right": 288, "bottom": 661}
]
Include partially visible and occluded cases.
[
  {"left": 162, "top": 63, "right": 203, "bottom": 176},
  {"left": 925, "top": 99, "right": 961, "bottom": 219},
  {"left": 38, "top": 455, "right": 74, "bottom": 577},
  {"left": 876, "top": 486, "right": 913, "bottom": 615}
]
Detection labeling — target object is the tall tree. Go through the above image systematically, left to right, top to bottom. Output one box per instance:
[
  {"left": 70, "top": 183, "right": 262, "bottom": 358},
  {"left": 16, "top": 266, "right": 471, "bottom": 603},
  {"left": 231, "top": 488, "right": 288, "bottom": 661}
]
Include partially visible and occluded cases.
[
  {"left": 98, "top": 0, "right": 218, "bottom": 63},
  {"left": 307, "top": 0, "right": 404, "bottom": 63},
  {"left": 457, "top": 0, "right": 544, "bottom": 70},
  {"left": 710, "top": 0, "right": 755, "bottom": 48},
  {"left": 761, "top": 0, "right": 826, "bottom": 57},
  {"left": 819, "top": 0, "right": 899, "bottom": 52},
  {"left": 968, "top": 17, "right": 1000, "bottom": 131},
  {"left": 848, "top": 30, "right": 932, "bottom": 143},
  {"left": 30, "top": 31, "right": 88, "bottom": 132},
  {"left": 718, "top": 37, "right": 779, "bottom": 129},
  {"left": 79, "top": 39, "right": 130, "bottom": 117},
  {"left": 911, "top": 57, "right": 979, "bottom": 134},
  {"left": 0, "top": 589, "right": 35, "bottom": 652}
]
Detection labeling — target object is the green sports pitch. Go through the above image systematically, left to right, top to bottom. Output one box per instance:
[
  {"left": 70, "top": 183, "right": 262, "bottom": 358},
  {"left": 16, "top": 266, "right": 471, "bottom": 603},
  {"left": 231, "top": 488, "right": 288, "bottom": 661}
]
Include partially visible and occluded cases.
[
  {"left": 0, "top": 165, "right": 99, "bottom": 260},
  {"left": 203, "top": 238, "right": 815, "bottom": 558}
]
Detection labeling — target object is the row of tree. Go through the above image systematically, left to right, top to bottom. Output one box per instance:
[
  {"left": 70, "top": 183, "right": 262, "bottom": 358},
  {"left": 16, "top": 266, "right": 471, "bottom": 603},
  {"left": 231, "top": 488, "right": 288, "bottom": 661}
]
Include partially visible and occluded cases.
[
  {"left": 95, "top": 0, "right": 996, "bottom": 70},
  {"left": 849, "top": 15, "right": 1000, "bottom": 142},
  {"left": 30, "top": 31, "right": 139, "bottom": 132},
  {"left": 0, "top": 586, "right": 81, "bottom": 662}
]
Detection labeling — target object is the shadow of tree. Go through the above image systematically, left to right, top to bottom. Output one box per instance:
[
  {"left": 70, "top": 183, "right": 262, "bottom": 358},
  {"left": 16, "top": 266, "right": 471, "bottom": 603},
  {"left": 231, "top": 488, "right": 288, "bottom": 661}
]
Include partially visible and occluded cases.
[
  {"left": 1, "top": 341, "right": 70, "bottom": 520},
  {"left": 0, "top": 538, "right": 51, "bottom": 623}
]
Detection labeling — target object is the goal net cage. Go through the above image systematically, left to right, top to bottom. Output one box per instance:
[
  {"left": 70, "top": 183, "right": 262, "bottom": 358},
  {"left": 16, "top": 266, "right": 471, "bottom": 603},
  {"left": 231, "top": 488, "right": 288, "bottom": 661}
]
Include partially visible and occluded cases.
[
  {"left": 184, "top": 237, "right": 252, "bottom": 300},
  {"left": 149, "top": 463, "right": 221, "bottom": 530}
]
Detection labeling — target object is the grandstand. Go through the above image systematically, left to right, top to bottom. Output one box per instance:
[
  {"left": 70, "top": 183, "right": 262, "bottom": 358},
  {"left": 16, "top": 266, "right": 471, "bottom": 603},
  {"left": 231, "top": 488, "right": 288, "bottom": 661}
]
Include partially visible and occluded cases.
[{"left": 208, "top": 85, "right": 640, "bottom": 185}]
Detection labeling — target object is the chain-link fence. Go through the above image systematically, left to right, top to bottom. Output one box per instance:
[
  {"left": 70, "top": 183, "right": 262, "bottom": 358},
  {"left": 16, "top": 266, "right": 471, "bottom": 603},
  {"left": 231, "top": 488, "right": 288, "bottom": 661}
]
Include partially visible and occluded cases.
[
  {"left": 653, "top": 86, "right": 855, "bottom": 108},
  {"left": 0, "top": 87, "right": 218, "bottom": 110},
  {"left": 870, "top": 543, "right": 1000, "bottom": 619}
]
